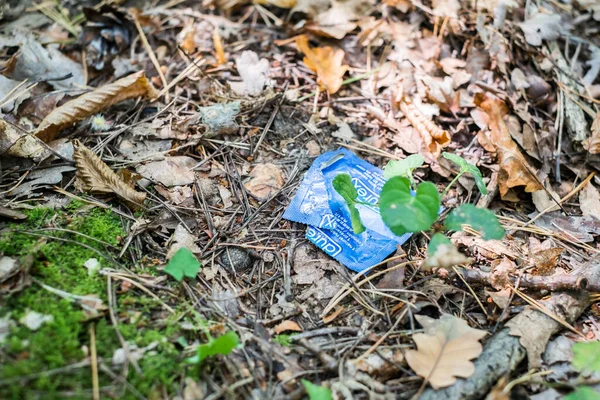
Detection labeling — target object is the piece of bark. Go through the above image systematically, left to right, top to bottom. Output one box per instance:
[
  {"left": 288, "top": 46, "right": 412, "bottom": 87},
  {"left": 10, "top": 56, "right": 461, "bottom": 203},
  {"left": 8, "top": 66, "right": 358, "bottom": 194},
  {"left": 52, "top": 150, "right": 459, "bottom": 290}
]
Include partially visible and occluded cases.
[{"left": 548, "top": 41, "right": 589, "bottom": 143}]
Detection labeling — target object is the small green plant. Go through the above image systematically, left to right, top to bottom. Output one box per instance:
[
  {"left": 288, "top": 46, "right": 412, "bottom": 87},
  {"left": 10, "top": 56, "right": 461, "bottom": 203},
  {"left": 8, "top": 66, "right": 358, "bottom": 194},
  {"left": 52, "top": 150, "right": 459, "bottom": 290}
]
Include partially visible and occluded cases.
[
  {"left": 442, "top": 152, "right": 487, "bottom": 196},
  {"left": 333, "top": 153, "right": 504, "bottom": 258},
  {"left": 384, "top": 154, "right": 425, "bottom": 183},
  {"left": 163, "top": 248, "right": 201, "bottom": 282},
  {"left": 186, "top": 330, "right": 239, "bottom": 364},
  {"left": 274, "top": 333, "right": 296, "bottom": 347},
  {"left": 564, "top": 341, "right": 600, "bottom": 399},
  {"left": 302, "top": 380, "right": 333, "bottom": 400}
]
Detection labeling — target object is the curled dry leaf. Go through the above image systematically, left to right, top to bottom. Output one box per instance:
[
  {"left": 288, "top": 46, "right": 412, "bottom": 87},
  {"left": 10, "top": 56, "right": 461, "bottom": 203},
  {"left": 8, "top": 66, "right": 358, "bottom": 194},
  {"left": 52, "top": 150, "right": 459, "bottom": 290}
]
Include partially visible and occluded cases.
[
  {"left": 295, "top": 35, "right": 349, "bottom": 95},
  {"left": 36, "top": 71, "right": 158, "bottom": 142},
  {"left": 476, "top": 94, "right": 542, "bottom": 198},
  {"left": 399, "top": 96, "right": 450, "bottom": 156},
  {"left": 0, "top": 119, "right": 45, "bottom": 159},
  {"left": 73, "top": 140, "right": 146, "bottom": 207},
  {"left": 405, "top": 314, "right": 487, "bottom": 389},
  {"left": 274, "top": 320, "right": 303, "bottom": 334}
]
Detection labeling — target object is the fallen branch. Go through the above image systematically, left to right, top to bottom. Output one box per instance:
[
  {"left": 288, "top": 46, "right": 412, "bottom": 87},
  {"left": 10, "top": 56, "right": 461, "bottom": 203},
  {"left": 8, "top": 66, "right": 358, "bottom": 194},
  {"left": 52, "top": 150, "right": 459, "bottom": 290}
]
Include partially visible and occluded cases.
[{"left": 456, "top": 267, "right": 599, "bottom": 292}]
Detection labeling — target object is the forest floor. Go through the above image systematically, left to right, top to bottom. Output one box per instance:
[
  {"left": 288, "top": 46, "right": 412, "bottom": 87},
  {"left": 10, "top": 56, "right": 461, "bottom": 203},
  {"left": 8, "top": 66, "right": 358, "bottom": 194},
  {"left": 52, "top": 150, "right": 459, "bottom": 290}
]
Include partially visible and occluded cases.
[{"left": 1, "top": 0, "right": 600, "bottom": 399}]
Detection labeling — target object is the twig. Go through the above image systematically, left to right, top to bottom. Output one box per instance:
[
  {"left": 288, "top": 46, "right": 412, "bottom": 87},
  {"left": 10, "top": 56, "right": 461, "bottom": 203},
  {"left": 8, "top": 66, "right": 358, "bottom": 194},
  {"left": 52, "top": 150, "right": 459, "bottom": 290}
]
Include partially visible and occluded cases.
[{"left": 132, "top": 11, "right": 169, "bottom": 101}]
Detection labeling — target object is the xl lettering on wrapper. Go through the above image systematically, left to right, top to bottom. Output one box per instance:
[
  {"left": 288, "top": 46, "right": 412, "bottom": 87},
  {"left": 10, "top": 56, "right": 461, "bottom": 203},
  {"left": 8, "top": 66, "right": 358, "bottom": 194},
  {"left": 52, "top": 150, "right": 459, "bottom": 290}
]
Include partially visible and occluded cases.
[{"left": 283, "top": 149, "right": 411, "bottom": 272}]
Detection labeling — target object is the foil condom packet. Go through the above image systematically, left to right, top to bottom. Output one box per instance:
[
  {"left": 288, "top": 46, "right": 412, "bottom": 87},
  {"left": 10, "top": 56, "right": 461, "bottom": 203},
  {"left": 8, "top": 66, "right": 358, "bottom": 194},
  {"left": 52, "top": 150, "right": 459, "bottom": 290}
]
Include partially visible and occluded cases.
[{"left": 283, "top": 149, "right": 411, "bottom": 272}]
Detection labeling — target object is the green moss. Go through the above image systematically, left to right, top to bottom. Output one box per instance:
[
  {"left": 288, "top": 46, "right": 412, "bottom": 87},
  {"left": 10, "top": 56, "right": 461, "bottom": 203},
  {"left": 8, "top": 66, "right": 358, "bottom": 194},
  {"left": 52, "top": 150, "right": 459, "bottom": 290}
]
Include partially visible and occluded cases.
[{"left": 0, "top": 205, "right": 187, "bottom": 399}]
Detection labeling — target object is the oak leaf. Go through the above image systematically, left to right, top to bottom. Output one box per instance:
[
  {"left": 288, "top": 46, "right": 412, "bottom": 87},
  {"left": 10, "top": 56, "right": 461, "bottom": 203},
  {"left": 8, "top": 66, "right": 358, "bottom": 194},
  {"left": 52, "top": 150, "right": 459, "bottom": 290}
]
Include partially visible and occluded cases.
[
  {"left": 295, "top": 36, "right": 349, "bottom": 94},
  {"left": 36, "top": 71, "right": 158, "bottom": 142},
  {"left": 476, "top": 94, "right": 542, "bottom": 198},
  {"left": 73, "top": 140, "right": 146, "bottom": 207},
  {"left": 405, "top": 314, "right": 487, "bottom": 389}
]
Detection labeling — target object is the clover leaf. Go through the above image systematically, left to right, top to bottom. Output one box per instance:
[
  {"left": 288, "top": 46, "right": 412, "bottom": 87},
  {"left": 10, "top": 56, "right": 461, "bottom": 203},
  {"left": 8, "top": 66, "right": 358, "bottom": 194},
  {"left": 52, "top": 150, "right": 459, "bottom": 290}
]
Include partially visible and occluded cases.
[
  {"left": 442, "top": 152, "right": 487, "bottom": 195},
  {"left": 383, "top": 154, "right": 425, "bottom": 180},
  {"left": 332, "top": 173, "right": 366, "bottom": 234},
  {"left": 380, "top": 177, "right": 440, "bottom": 235},
  {"left": 445, "top": 204, "right": 504, "bottom": 240},
  {"left": 163, "top": 248, "right": 201, "bottom": 282}
]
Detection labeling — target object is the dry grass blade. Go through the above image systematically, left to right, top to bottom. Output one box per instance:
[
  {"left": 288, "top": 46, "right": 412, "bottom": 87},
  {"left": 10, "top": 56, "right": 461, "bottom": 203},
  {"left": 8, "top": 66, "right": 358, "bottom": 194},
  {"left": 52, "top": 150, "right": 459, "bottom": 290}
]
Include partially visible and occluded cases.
[
  {"left": 36, "top": 71, "right": 158, "bottom": 142},
  {"left": 399, "top": 96, "right": 450, "bottom": 156},
  {"left": 73, "top": 140, "right": 146, "bottom": 208},
  {"left": 406, "top": 314, "right": 487, "bottom": 390}
]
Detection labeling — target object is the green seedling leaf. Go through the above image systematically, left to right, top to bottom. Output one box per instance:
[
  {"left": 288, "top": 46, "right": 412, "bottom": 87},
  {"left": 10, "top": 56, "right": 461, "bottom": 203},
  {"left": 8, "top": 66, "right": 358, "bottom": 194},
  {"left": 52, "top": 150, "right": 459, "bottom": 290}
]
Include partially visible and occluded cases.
[
  {"left": 442, "top": 152, "right": 487, "bottom": 195},
  {"left": 384, "top": 154, "right": 425, "bottom": 180},
  {"left": 332, "top": 173, "right": 366, "bottom": 234},
  {"left": 380, "top": 177, "right": 440, "bottom": 235},
  {"left": 445, "top": 204, "right": 504, "bottom": 240},
  {"left": 427, "top": 233, "right": 453, "bottom": 256},
  {"left": 163, "top": 248, "right": 201, "bottom": 282},
  {"left": 187, "top": 330, "right": 239, "bottom": 364},
  {"left": 573, "top": 341, "right": 600, "bottom": 373},
  {"left": 302, "top": 380, "right": 333, "bottom": 400},
  {"left": 564, "top": 387, "right": 600, "bottom": 400}
]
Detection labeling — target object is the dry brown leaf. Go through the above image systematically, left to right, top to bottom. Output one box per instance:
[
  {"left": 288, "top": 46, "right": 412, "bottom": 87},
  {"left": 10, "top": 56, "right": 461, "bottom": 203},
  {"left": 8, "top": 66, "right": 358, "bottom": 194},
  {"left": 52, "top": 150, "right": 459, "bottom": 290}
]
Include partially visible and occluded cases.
[
  {"left": 305, "top": 0, "right": 367, "bottom": 39},
  {"left": 212, "top": 28, "right": 227, "bottom": 65},
  {"left": 295, "top": 36, "right": 349, "bottom": 95},
  {"left": 36, "top": 71, "right": 158, "bottom": 143},
  {"left": 476, "top": 94, "right": 542, "bottom": 198},
  {"left": 399, "top": 96, "right": 450, "bottom": 156},
  {"left": 584, "top": 112, "right": 600, "bottom": 154},
  {"left": 0, "top": 119, "right": 45, "bottom": 159},
  {"left": 73, "top": 140, "right": 146, "bottom": 207},
  {"left": 244, "top": 163, "right": 284, "bottom": 200},
  {"left": 579, "top": 182, "right": 600, "bottom": 219},
  {"left": 530, "top": 248, "right": 563, "bottom": 276},
  {"left": 490, "top": 258, "right": 516, "bottom": 290},
  {"left": 405, "top": 314, "right": 487, "bottom": 389},
  {"left": 274, "top": 320, "right": 303, "bottom": 334},
  {"left": 347, "top": 348, "right": 404, "bottom": 379}
]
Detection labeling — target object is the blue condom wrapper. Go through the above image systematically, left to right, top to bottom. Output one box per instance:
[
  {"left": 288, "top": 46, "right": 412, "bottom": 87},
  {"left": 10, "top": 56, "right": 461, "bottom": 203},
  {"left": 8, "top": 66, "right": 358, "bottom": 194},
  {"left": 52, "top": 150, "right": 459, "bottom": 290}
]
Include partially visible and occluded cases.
[{"left": 283, "top": 149, "right": 411, "bottom": 272}]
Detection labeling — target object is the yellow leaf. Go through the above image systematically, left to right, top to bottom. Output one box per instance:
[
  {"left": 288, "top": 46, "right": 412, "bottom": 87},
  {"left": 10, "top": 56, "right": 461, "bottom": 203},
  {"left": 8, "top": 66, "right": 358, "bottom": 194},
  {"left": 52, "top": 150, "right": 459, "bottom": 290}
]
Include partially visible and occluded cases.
[
  {"left": 295, "top": 35, "right": 349, "bottom": 95},
  {"left": 35, "top": 71, "right": 158, "bottom": 143},
  {"left": 475, "top": 94, "right": 543, "bottom": 198},
  {"left": 73, "top": 140, "right": 146, "bottom": 208},
  {"left": 405, "top": 314, "right": 487, "bottom": 389}
]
